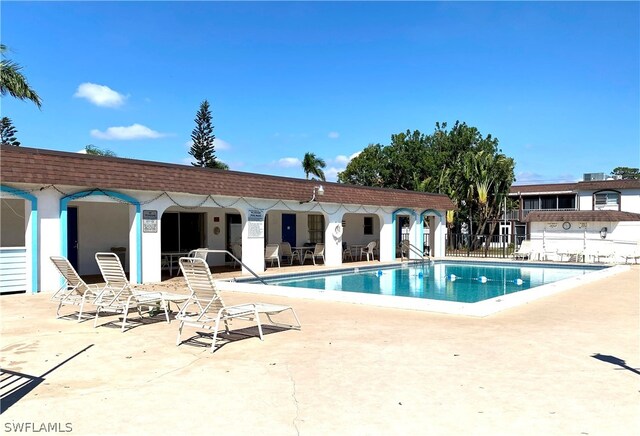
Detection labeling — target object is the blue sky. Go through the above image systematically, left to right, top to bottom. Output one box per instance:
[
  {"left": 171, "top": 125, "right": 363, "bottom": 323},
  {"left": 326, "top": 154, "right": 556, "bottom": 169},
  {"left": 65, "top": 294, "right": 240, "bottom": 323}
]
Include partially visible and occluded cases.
[{"left": 2, "top": 1, "right": 639, "bottom": 184}]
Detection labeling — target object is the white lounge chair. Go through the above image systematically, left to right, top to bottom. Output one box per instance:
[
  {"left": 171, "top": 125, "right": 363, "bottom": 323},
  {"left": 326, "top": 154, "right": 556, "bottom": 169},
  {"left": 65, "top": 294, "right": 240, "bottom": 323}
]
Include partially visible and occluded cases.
[
  {"left": 512, "top": 240, "right": 533, "bottom": 260},
  {"left": 360, "top": 241, "right": 377, "bottom": 261},
  {"left": 279, "top": 242, "right": 301, "bottom": 265},
  {"left": 264, "top": 243, "right": 281, "bottom": 268},
  {"left": 303, "top": 243, "right": 325, "bottom": 265},
  {"left": 622, "top": 243, "right": 640, "bottom": 264},
  {"left": 595, "top": 249, "right": 615, "bottom": 264},
  {"left": 93, "top": 252, "right": 189, "bottom": 332},
  {"left": 50, "top": 256, "right": 102, "bottom": 321},
  {"left": 177, "top": 257, "right": 301, "bottom": 352}
]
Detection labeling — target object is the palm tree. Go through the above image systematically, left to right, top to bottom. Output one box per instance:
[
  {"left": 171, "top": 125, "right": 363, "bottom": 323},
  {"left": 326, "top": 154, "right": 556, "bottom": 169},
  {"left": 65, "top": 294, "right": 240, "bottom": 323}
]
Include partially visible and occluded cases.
[
  {"left": 0, "top": 44, "right": 42, "bottom": 108},
  {"left": 302, "top": 152, "right": 326, "bottom": 181}
]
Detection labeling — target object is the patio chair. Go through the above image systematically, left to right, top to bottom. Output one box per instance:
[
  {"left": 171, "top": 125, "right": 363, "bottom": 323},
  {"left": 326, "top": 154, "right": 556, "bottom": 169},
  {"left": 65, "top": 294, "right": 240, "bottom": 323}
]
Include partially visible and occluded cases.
[
  {"left": 512, "top": 240, "right": 532, "bottom": 260},
  {"left": 360, "top": 241, "right": 377, "bottom": 261},
  {"left": 279, "top": 242, "right": 301, "bottom": 265},
  {"left": 342, "top": 242, "right": 353, "bottom": 262},
  {"left": 231, "top": 243, "right": 242, "bottom": 268},
  {"left": 264, "top": 243, "right": 281, "bottom": 268},
  {"left": 303, "top": 243, "right": 325, "bottom": 265},
  {"left": 622, "top": 243, "right": 640, "bottom": 264},
  {"left": 595, "top": 249, "right": 615, "bottom": 264},
  {"left": 93, "top": 252, "right": 188, "bottom": 332},
  {"left": 50, "top": 256, "right": 102, "bottom": 322},
  {"left": 177, "top": 257, "right": 301, "bottom": 352}
]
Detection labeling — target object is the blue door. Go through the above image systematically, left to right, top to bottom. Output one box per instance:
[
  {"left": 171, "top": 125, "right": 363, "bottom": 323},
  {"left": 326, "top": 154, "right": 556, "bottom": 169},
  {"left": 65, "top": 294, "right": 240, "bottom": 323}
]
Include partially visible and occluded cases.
[
  {"left": 67, "top": 207, "right": 78, "bottom": 269},
  {"left": 282, "top": 214, "right": 296, "bottom": 246}
]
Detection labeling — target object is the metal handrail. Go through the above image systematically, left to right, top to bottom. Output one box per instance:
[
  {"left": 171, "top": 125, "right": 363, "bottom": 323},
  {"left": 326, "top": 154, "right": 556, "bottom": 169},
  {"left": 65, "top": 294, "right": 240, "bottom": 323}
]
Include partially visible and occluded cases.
[
  {"left": 401, "top": 242, "right": 429, "bottom": 262},
  {"left": 188, "top": 249, "right": 268, "bottom": 285}
]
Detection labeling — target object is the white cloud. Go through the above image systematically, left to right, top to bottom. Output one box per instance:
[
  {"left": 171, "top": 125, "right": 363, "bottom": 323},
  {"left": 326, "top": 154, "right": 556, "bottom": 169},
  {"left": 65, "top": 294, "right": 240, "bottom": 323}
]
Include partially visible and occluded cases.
[
  {"left": 74, "top": 83, "right": 127, "bottom": 108},
  {"left": 90, "top": 123, "right": 165, "bottom": 140},
  {"left": 328, "top": 131, "right": 340, "bottom": 139},
  {"left": 184, "top": 138, "right": 231, "bottom": 151},
  {"left": 214, "top": 138, "right": 231, "bottom": 150},
  {"left": 77, "top": 148, "right": 87, "bottom": 154},
  {"left": 332, "top": 151, "right": 361, "bottom": 166},
  {"left": 278, "top": 157, "right": 301, "bottom": 168}
]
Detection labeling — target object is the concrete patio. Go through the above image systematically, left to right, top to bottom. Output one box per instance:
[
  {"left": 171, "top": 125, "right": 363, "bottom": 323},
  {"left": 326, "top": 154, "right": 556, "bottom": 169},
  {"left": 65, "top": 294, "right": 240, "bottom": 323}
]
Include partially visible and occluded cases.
[{"left": 1, "top": 263, "right": 638, "bottom": 435}]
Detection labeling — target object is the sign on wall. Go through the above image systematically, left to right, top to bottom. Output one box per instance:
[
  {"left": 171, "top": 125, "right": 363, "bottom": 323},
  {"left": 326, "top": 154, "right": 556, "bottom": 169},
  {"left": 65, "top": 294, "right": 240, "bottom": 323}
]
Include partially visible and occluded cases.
[
  {"left": 247, "top": 209, "right": 264, "bottom": 238},
  {"left": 143, "top": 210, "right": 158, "bottom": 233}
]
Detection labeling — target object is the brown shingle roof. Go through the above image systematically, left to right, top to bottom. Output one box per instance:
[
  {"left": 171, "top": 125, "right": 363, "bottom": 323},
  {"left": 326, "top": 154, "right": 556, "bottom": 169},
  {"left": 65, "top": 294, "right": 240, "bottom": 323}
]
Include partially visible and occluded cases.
[
  {"left": 0, "top": 145, "right": 454, "bottom": 210},
  {"left": 524, "top": 210, "right": 640, "bottom": 223}
]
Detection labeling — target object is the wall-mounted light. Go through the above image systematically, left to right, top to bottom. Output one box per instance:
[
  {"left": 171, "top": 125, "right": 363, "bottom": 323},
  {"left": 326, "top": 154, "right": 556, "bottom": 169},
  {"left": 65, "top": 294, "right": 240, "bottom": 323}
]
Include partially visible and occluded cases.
[
  {"left": 300, "top": 185, "right": 324, "bottom": 204},
  {"left": 599, "top": 227, "right": 608, "bottom": 239}
]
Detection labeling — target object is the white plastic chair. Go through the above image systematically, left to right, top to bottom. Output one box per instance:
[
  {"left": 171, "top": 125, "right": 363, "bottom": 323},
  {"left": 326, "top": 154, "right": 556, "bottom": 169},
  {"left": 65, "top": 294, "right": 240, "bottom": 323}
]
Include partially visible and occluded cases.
[
  {"left": 360, "top": 241, "right": 377, "bottom": 261},
  {"left": 279, "top": 242, "right": 301, "bottom": 265},
  {"left": 231, "top": 243, "right": 242, "bottom": 268},
  {"left": 303, "top": 243, "right": 325, "bottom": 265},
  {"left": 264, "top": 244, "right": 281, "bottom": 268},
  {"left": 177, "top": 257, "right": 301, "bottom": 352}
]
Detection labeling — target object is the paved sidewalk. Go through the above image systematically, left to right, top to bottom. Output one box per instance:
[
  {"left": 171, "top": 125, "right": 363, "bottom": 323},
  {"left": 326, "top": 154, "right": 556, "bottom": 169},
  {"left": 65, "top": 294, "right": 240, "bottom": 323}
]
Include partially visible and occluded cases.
[{"left": 1, "top": 266, "right": 638, "bottom": 435}]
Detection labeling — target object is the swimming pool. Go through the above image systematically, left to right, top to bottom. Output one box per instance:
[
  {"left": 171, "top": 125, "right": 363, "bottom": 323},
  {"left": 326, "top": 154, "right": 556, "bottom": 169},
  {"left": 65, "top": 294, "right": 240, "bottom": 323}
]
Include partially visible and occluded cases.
[
  {"left": 218, "top": 261, "right": 625, "bottom": 317},
  {"left": 253, "top": 262, "right": 604, "bottom": 303}
]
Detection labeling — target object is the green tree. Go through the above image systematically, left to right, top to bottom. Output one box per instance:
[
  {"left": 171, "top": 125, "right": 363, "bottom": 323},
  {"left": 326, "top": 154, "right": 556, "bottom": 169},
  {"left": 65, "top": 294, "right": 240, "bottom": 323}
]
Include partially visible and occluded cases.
[
  {"left": 0, "top": 44, "right": 42, "bottom": 108},
  {"left": 189, "top": 100, "right": 227, "bottom": 169},
  {"left": 0, "top": 117, "right": 20, "bottom": 146},
  {"left": 339, "top": 121, "right": 515, "bottom": 239},
  {"left": 85, "top": 144, "right": 116, "bottom": 156},
  {"left": 302, "top": 152, "right": 326, "bottom": 181},
  {"left": 611, "top": 167, "right": 640, "bottom": 180}
]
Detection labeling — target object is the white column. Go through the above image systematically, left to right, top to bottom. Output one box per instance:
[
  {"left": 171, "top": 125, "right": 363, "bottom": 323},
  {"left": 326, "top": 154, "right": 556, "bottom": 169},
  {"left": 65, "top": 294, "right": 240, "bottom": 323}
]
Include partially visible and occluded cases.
[
  {"left": 38, "top": 192, "right": 62, "bottom": 292},
  {"left": 141, "top": 200, "right": 172, "bottom": 284},
  {"left": 128, "top": 204, "right": 140, "bottom": 284},
  {"left": 239, "top": 207, "right": 265, "bottom": 274},
  {"left": 324, "top": 212, "right": 343, "bottom": 267},
  {"left": 379, "top": 213, "right": 395, "bottom": 262},
  {"left": 434, "top": 213, "right": 446, "bottom": 257}
]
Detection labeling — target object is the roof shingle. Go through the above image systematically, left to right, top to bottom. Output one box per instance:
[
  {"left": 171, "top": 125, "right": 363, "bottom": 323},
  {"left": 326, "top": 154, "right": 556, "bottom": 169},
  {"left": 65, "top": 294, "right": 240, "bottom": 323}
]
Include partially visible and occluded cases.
[{"left": 1, "top": 145, "right": 454, "bottom": 210}]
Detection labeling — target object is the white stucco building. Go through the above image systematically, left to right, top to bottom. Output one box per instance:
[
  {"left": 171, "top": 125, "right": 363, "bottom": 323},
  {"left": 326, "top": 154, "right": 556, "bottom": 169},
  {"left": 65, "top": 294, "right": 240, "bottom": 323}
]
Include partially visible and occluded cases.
[{"left": 0, "top": 146, "right": 454, "bottom": 294}]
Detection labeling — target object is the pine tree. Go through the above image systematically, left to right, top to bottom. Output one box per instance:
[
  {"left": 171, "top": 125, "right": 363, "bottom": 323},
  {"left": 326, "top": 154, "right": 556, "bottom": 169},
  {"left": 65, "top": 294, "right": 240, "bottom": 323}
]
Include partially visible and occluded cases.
[
  {"left": 189, "top": 100, "right": 227, "bottom": 169},
  {"left": 0, "top": 117, "right": 20, "bottom": 146}
]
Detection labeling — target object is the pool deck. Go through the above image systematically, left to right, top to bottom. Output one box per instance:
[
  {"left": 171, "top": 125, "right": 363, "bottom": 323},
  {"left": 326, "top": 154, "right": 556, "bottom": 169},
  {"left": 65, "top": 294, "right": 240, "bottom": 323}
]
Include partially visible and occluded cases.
[{"left": 1, "top": 260, "right": 638, "bottom": 435}]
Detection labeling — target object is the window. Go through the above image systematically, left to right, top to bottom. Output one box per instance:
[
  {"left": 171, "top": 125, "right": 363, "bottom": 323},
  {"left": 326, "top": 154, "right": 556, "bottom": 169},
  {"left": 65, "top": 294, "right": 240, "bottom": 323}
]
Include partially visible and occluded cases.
[
  {"left": 595, "top": 192, "right": 620, "bottom": 208},
  {"left": 557, "top": 195, "right": 576, "bottom": 209},
  {"left": 540, "top": 196, "right": 556, "bottom": 209},
  {"left": 523, "top": 197, "right": 539, "bottom": 210},
  {"left": 161, "top": 212, "right": 205, "bottom": 252},
  {"left": 308, "top": 215, "right": 325, "bottom": 244},
  {"left": 364, "top": 216, "right": 373, "bottom": 235}
]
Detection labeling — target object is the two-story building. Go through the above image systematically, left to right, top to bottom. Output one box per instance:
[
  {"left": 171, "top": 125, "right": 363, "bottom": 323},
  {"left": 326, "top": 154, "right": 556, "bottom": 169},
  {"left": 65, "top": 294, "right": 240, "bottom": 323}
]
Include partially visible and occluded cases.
[{"left": 506, "top": 175, "right": 640, "bottom": 260}]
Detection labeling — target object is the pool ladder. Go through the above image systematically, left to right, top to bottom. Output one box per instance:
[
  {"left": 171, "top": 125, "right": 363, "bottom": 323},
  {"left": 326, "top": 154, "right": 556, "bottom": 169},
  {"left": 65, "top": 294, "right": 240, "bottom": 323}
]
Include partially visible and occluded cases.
[{"left": 401, "top": 242, "right": 430, "bottom": 264}]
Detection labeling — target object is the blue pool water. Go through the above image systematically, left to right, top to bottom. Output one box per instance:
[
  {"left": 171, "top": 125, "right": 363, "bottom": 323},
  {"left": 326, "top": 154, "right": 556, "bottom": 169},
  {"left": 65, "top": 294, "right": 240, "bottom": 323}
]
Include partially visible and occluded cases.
[{"left": 258, "top": 262, "right": 603, "bottom": 304}]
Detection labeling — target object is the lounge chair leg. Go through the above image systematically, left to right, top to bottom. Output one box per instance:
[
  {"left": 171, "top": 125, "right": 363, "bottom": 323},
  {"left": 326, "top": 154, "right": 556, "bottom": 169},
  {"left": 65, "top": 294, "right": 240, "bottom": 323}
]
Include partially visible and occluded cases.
[
  {"left": 94, "top": 308, "right": 100, "bottom": 328},
  {"left": 255, "top": 310, "right": 264, "bottom": 341},
  {"left": 211, "top": 318, "right": 222, "bottom": 353},
  {"left": 176, "top": 322, "right": 184, "bottom": 346}
]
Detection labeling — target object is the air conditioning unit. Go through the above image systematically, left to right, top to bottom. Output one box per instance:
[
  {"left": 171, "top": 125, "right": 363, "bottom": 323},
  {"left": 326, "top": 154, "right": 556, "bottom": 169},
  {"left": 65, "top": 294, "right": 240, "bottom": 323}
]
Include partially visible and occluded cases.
[{"left": 583, "top": 172, "right": 606, "bottom": 181}]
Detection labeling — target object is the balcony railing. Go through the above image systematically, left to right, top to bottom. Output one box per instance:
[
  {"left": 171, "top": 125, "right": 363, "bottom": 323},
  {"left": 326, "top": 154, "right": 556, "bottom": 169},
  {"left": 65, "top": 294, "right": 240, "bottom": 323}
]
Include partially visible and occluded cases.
[
  {"left": 500, "top": 207, "right": 578, "bottom": 221},
  {"left": 522, "top": 207, "right": 577, "bottom": 218}
]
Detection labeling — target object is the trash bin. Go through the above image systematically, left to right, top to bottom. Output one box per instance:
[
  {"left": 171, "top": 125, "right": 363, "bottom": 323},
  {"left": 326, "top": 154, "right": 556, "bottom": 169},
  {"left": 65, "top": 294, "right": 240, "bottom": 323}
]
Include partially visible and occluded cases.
[{"left": 110, "top": 246, "right": 126, "bottom": 267}]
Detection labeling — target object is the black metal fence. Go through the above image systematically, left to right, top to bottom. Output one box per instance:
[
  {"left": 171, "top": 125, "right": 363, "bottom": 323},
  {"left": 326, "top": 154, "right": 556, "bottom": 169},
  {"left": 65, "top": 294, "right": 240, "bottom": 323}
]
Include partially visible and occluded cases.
[{"left": 445, "top": 233, "right": 526, "bottom": 258}]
